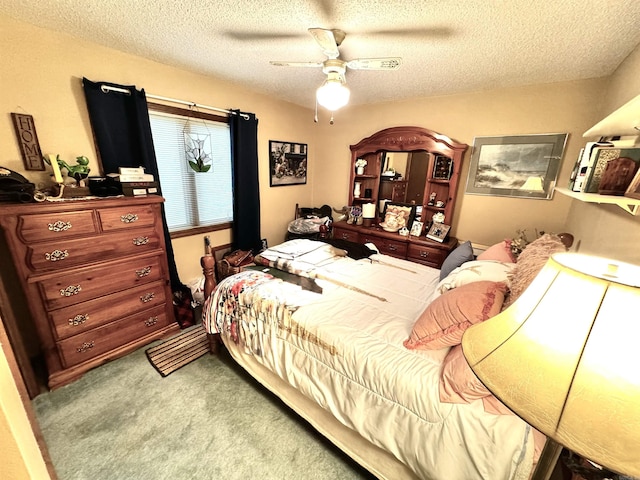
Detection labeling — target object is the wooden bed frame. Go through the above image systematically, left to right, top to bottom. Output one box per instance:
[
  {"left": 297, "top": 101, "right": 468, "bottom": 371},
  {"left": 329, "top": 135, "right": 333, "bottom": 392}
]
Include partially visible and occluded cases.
[{"left": 199, "top": 250, "right": 556, "bottom": 480}]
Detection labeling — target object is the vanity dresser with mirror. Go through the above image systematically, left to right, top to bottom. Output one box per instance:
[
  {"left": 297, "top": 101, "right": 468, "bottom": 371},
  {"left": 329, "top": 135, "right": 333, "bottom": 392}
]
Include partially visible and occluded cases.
[{"left": 333, "top": 126, "right": 468, "bottom": 268}]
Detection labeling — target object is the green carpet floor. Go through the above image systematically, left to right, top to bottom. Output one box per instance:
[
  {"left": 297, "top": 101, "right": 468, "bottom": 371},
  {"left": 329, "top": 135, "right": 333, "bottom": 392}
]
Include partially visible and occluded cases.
[{"left": 32, "top": 336, "right": 375, "bottom": 480}]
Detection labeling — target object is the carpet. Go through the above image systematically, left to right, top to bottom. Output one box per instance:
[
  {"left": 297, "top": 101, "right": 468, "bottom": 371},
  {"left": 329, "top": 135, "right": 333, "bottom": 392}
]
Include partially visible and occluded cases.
[
  {"left": 145, "top": 324, "right": 209, "bottom": 376},
  {"left": 33, "top": 340, "right": 373, "bottom": 480}
]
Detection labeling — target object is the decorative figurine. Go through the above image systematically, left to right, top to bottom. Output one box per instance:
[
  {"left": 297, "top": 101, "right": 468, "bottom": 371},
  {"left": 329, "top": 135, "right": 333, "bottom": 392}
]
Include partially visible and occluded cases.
[
  {"left": 427, "top": 192, "right": 436, "bottom": 206},
  {"left": 432, "top": 212, "right": 445, "bottom": 224}
]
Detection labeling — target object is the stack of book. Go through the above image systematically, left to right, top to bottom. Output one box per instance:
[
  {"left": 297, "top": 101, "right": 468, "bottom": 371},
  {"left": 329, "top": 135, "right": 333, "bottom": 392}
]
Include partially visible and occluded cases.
[
  {"left": 570, "top": 142, "right": 640, "bottom": 194},
  {"left": 109, "top": 167, "right": 159, "bottom": 196}
]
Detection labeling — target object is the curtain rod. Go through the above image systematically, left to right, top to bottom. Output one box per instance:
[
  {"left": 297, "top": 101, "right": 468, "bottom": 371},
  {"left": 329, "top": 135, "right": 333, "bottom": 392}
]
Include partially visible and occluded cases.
[{"left": 99, "top": 85, "right": 250, "bottom": 120}]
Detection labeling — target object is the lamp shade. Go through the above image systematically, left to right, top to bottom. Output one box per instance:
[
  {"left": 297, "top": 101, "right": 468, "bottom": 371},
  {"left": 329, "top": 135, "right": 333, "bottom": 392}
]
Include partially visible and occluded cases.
[
  {"left": 316, "top": 74, "right": 350, "bottom": 111},
  {"left": 462, "top": 253, "right": 640, "bottom": 477}
]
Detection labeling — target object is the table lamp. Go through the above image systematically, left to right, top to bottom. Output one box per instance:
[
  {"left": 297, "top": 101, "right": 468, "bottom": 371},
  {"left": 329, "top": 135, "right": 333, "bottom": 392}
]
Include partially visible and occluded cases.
[{"left": 462, "top": 253, "right": 640, "bottom": 479}]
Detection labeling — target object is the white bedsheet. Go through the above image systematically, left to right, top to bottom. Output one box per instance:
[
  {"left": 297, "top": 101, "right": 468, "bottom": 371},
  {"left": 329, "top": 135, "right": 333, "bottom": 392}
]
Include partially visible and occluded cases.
[{"left": 204, "top": 249, "right": 534, "bottom": 480}]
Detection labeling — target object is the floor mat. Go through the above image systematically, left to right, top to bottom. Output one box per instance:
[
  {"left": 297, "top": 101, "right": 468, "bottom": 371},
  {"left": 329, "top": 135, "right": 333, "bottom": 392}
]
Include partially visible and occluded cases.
[{"left": 145, "top": 325, "right": 209, "bottom": 376}]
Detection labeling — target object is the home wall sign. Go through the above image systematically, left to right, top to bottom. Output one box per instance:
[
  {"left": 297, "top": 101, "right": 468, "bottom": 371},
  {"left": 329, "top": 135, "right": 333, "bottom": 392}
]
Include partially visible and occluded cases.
[{"left": 11, "top": 113, "right": 45, "bottom": 171}]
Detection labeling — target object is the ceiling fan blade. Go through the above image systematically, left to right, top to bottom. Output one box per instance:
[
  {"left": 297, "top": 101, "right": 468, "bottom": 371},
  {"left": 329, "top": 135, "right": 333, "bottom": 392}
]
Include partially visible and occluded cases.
[
  {"left": 308, "top": 28, "right": 341, "bottom": 58},
  {"left": 225, "top": 31, "right": 305, "bottom": 41},
  {"left": 346, "top": 58, "right": 402, "bottom": 70},
  {"left": 270, "top": 61, "right": 324, "bottom": 68}
]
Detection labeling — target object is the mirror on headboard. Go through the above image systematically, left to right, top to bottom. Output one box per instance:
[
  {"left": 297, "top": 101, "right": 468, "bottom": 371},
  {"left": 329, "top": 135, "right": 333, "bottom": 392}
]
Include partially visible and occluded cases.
[{"left": 349, "top": 126, "right": 468, "bottom": 228}]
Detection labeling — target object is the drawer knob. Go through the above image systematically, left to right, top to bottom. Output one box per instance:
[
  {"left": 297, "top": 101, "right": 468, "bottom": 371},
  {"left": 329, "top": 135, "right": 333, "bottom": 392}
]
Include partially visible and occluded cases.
[
  {"left": 121, "top": 213, "right": 139, "bottom": 223},
  {"left": 48, "top": 220, "right": 72, "bottom": 232},
  {"left": 341, "top": 233, "right": 349, "bottom": 239},
  {"left": 133, "top": 236, "right": 149, "bottom": 246},
  {"left": 388, "top": 245, "right": 397, "bottom": 251},
  {"left": 45, "top": 249, "right": 69, "bottom": 262},
  {"left": 420, "top": 251, "right": 429, "bottom": 258},
  {"left": 136, "top": 266, "right": 152, "bottom": 277},
  {"left": 60, "top": 284, "right": 82, "bottom": 297},
  {"left": 140, "top": 292, "right": 155, "bottom": 303},
  {"left": 68, "top": 314, "right": 89, "bottom": 326},
  {"left": 145, "top": 316, "right": 158, "bottom": 327},
  {"left": 76, "top": 341, "right": 94, "bottom": 353}
]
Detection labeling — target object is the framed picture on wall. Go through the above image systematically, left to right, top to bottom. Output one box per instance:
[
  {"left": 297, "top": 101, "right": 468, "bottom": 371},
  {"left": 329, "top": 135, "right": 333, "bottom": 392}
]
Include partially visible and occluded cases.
[
  {"left": 465, "top": 133, "right": 568, "bottom": 199},
  {"left": 269, "top": 140, "right": 307, "bottom": 186}
]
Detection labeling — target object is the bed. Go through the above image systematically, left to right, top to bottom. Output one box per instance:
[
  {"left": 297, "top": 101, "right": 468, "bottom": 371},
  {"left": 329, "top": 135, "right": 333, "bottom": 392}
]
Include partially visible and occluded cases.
[{"left": 200, "top": 238, "right": 558, "bottom": 480}]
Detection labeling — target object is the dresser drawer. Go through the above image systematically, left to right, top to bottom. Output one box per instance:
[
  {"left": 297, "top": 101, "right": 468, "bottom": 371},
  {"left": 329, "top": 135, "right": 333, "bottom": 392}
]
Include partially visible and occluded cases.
[
  {"left": 97, "top": 205, "right": 156, "bottom": 231},
  {"left": 18, "top": 210, "right": 98, "bottom": 243},
  {"left": 333, "top": 227, "right": 359, "bottom": 242},
  {"left": 26, "top": 228, "right": 161, "bottom": 272},
  {"left": 360, "top": 234, "right": 407, "bottom": 258},
  {"left": 407, "top": 244, "right": 447, "bottom": 268},
  {"left": 38, "top": 254, "right": 165, "bottom": 309},
  {"left": 50, "top": 280, "right": 167, "bottom": 340},
  {"left": 57, "top": 305, "right": 169, "bottom": 367}
]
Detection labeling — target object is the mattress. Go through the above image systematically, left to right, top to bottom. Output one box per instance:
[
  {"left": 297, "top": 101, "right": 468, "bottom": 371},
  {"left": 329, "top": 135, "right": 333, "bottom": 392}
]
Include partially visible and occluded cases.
[{"left": 203, "top": 242, "right": 535, "bottom": 479}]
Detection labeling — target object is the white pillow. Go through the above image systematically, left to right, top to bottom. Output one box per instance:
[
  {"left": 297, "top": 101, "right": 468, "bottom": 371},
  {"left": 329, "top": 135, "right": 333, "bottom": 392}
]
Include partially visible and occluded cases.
[{"left": 436, "top": 260, "right": 515, "bottom": 295}]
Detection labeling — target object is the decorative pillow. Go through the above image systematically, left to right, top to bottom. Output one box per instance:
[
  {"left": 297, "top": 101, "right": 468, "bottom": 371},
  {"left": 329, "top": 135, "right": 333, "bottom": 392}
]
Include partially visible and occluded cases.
[
  {"left": 503, "top": 234, "right": 567, "bottom": 309},
  {"left": 477, "top": 240, "right": 516, "bottom": 263},
  {"left": 439, "top": 241, "right": 474, "bottom": 280},
  {"left": 436, "top": 260, "right": 515, "bottom": 295},
  {"left": 404, "top": 281, "right": 507, "bottom": 350},
  {"left": 439, "top": 344, "right": 492, "bottom": 403}
]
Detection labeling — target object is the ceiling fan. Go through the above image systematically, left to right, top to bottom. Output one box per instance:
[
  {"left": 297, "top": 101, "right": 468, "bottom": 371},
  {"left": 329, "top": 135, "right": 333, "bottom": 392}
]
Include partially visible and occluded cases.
[{"left": 270, "top": 28, "right": 402, "bottom": 111}]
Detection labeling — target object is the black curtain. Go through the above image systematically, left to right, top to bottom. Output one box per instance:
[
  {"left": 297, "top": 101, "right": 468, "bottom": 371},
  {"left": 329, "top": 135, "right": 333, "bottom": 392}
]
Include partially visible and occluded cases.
[
  {"left": 82, "top": 78, "right": 193, "bottom": 327},
  {"left": 229, "top": 110, "right": 262, "bottom": 253}
]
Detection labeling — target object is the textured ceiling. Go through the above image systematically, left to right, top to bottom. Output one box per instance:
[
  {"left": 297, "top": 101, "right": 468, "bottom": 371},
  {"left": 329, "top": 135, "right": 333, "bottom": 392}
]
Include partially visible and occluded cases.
[{"left": 2, "top": 0, "right": 640, "bottom": 109}]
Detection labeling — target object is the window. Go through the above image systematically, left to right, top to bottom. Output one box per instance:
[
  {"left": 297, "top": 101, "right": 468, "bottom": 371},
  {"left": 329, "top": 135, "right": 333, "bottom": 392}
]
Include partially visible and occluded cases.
[{"left": 148, "top": 104, "right": 233, "bottom": 234}]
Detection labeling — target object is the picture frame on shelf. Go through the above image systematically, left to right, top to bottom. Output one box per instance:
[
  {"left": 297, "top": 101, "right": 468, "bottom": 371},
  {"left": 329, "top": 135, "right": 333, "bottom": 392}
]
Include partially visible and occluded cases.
[
  {"left": 465, "top": 133, "right": 568, "bottom": 199},
  {"left": 269, "top": 140, "right": 307, "bottom": 187},
  {"left": 432, "top": 155, "right": 453, "bottom": 180},
  {"left": 380, "top": 202, "right": 416, "bottom": 232},
  {"left": 410, "top": 220, "right": 424, "bottom": 236},
  {"left": 426, "top": 223, "right": 451, "bottom": 243}
]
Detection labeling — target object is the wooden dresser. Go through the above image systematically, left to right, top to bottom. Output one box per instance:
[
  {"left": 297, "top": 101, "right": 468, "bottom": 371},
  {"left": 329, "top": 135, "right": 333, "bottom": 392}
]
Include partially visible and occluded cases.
[
  {"left": 0, "top": 196, "right": 179, "bottom": 389},
  {"left": 333, "top": 221, "right": 457, "bottom": 269}
]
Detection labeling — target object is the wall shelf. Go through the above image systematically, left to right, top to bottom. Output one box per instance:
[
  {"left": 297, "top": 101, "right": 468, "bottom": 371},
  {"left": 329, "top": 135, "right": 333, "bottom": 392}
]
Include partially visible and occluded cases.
[
  {"left": 583, "top": 93, "right": 640, "bottom": 138},
  {"left": 555, "top": 187, "right": 640, "bottom": 215}
]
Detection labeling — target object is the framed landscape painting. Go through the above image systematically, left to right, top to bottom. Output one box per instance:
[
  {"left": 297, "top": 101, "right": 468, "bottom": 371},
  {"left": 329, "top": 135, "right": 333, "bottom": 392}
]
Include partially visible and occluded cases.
[{"left": 465, "top": 133, "right": 568, "bottom": 199}]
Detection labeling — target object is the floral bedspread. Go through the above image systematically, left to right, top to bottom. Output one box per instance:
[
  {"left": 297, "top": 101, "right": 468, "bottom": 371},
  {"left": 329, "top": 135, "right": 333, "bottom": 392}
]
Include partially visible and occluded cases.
[{"left": 202, "top": 270, "right": 322, "bottom": 356}]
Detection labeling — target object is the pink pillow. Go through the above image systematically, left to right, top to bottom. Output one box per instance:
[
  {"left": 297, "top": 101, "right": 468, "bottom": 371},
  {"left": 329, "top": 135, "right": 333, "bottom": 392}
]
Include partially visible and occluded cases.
[
  {"left": 477, "top": 240, "right": 516, "bottom": 263},
  {"left": 404, "top": 281, "right": 507, "bottom": 350},
  {"left": 439, "top": 345, "right": 492, "bottom": 403},
  {"left": 440, "top": 345, "right": 520, "bottom": 417}
]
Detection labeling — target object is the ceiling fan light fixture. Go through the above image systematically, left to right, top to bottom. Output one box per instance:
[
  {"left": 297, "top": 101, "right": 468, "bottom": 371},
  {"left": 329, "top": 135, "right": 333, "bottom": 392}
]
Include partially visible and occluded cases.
[{"left": 316, "top": 74, "right": 350, "bottom": 111}]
